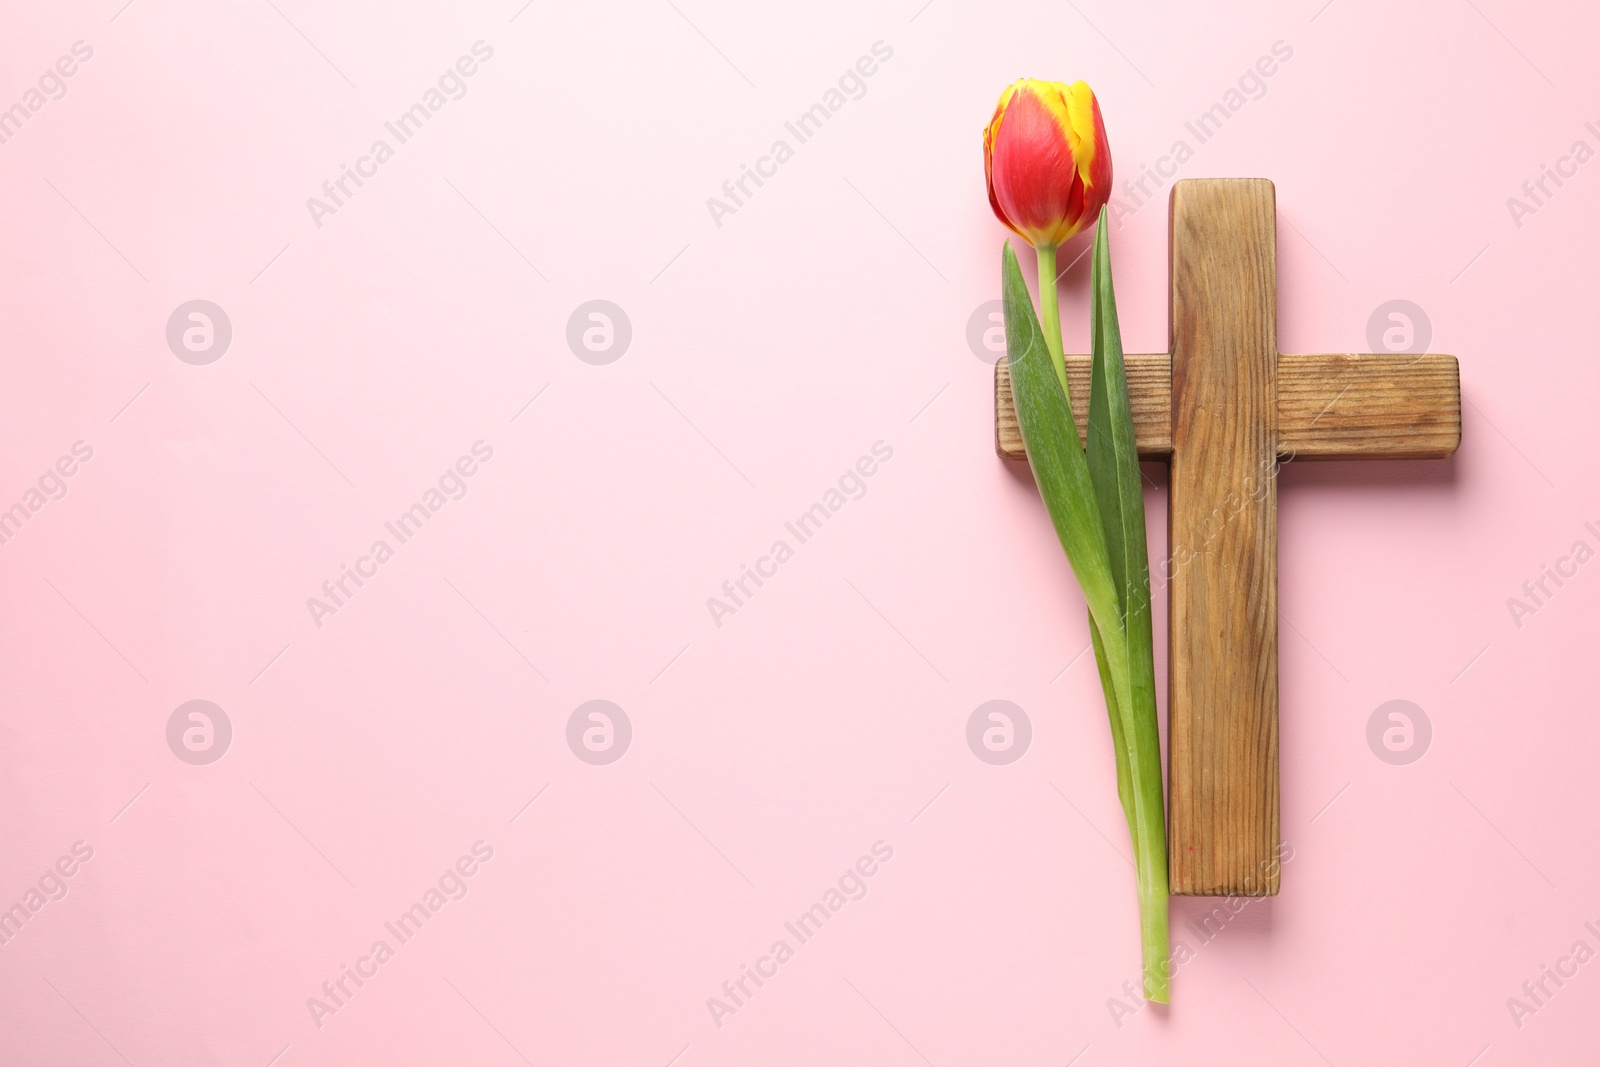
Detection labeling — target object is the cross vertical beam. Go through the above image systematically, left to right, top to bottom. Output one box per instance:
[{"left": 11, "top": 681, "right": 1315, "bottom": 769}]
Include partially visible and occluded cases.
[{"left": 1167, "top": 179, "right": 1280, "bottom": 896}]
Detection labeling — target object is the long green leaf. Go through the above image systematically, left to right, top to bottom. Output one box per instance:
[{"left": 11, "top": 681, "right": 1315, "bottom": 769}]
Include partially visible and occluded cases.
[
  {"left": 1083, "top": 212, "right": 1170, "bottom": 1003},
  {"left": 1085, "top": 215, "right": 1159, "bottom": 770},
  {"left": 1003, "top": 235, "right": 1169, "bottom": 1001},
  {"left": 1003, "top": 236, "right": 1135, "bottom": 833},
  {"left": 999, "top": 242, "right": 1121, "bottom": 636}
]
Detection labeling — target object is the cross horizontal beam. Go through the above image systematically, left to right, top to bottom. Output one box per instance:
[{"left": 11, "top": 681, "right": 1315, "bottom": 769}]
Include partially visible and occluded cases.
[{"left": 994, "top": 351, "right": 1461, "bottom": 462}]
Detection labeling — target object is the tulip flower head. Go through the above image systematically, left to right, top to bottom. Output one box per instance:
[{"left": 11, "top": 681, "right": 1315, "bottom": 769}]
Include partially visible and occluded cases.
[{"left": 984, "top": 79, "right": 1111, "bottom": 249}]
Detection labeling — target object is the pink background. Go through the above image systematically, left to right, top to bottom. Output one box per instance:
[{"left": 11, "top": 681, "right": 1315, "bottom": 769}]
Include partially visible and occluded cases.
[{"left": 1, "top": 0, "right": 1597, "bottom": 1063}]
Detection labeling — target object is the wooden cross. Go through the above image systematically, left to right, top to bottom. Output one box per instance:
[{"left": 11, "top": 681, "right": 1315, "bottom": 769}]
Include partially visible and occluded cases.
[{"left": 993, "top": 179, "right": 1461, "bottom": 896}]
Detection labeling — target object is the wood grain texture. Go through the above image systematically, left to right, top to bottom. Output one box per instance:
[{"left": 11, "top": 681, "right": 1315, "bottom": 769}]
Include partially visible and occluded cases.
[
  {"left": 1167, "top": 179, "right": 1280, "bottom": 897},
  {"left": 1276, "top": 352, "right": 1461, "bottom": 459},
  {"left": 994, "top": 353, "right": 1461, "bottom": 462},
  {"left": 994, "top": 353, "right": 1171, "bottom": 459}
]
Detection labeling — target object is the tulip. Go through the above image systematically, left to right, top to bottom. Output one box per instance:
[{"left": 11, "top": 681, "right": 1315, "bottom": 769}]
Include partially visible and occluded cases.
[
  {"left": 984, "top": 79, "right": 1112, "bottom": 394},
  {"left": 984, "top": 79, "right": 1111, "bottom": 250},
  {"left": 986, "top": 80, "right": 1171, "bottom": 1002}
]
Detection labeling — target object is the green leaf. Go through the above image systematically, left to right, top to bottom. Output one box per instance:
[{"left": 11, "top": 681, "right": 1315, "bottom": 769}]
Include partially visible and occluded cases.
[
  {"left": 1084, "top": 211, "right": 1170, "bottom": 1003},
  {"left": 1084, "top": 215, "right": 1159, "bottom": 762},
  {"left": 1001, "top": 233, "right": 1169, "bottom": 1003},
  {"left": 999, "top": 242, "right": 1121, "bottom": 638}
]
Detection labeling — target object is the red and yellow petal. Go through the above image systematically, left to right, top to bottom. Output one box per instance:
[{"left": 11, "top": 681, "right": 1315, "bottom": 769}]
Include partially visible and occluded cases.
[{"left": 983, "top": 78, "right": 1112, "bottom": 248}]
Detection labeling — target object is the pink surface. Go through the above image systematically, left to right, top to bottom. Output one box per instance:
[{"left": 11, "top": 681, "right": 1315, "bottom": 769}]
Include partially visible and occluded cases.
[{"left": 0, "top": 0, "right": 1596, "bottom": 1064}]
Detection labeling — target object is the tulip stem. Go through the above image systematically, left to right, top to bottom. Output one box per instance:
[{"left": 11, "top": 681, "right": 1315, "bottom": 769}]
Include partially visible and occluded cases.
[{"left": 1034, "top": 244, "right": 1070, "bottom": 397}]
